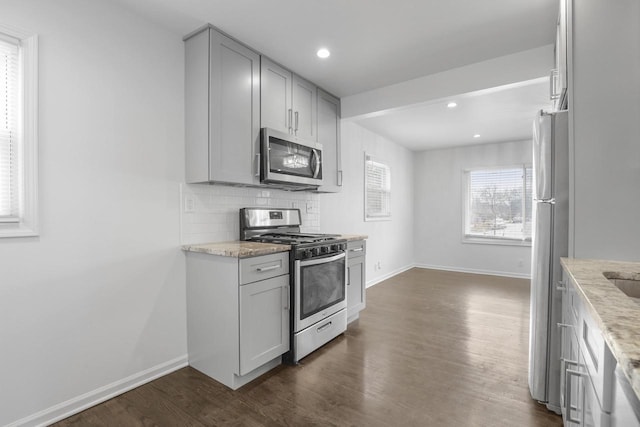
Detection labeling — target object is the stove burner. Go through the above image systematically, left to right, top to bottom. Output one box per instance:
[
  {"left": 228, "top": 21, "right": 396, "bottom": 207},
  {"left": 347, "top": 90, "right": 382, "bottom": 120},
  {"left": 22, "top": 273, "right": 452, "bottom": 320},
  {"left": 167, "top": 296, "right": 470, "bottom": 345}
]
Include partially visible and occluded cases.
[{"left": 249, "top": 232, "right": 340, "bottom": 245}]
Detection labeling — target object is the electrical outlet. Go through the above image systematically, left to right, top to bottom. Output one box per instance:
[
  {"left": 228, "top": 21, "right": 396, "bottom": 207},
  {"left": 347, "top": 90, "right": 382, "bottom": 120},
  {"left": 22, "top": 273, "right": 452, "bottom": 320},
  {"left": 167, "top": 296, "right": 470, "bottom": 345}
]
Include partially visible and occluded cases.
[
  {"left": 184, "top": 196, "right": 195, "bottom": 213},
  {"left": 306, "top": 201, "right": 314, "bottom": 213}
]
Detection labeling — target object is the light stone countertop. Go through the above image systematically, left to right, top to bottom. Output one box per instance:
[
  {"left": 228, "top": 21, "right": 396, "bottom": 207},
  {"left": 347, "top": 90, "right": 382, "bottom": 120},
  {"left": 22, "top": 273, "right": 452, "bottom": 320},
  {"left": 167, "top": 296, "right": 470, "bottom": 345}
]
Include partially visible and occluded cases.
[
  {"left": 181, "top": 235, "right": 367, "bottom": 259},
  {"left": 182, "top": 241, "right": 290, "bottom": 258},
  {"left": 560, "top": 257, "right": 640, "bottom": 400}
]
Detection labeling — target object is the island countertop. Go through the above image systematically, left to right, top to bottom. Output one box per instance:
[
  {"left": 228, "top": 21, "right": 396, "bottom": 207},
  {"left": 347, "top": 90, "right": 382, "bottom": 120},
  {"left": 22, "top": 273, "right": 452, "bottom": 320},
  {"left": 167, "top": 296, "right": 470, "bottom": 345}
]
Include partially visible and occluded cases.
[{"left": 561, "top": 257, "right": 640, "bottom": 401}]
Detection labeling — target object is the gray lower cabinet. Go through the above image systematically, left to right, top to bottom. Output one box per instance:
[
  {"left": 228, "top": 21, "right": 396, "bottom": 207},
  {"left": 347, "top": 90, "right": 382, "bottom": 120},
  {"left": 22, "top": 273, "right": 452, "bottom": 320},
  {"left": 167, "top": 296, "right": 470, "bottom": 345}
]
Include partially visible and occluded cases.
[
  {"left": 185, "top": 26, "right": 261, "bottom": 185},
  {"left": 261, "top": 57, "right": 317, "bottom": 141},
  {"left": 316, "top": 89, "right": 342, "bottom": 193},
  {"left": 347, "top": 240, "right": 366, "bottom": 323},
  {"left": 186, "top": 251, "right": 289, "bottom": 390},
  {"left": 560, "top": 269, "right": 639, "bottom": 427}
]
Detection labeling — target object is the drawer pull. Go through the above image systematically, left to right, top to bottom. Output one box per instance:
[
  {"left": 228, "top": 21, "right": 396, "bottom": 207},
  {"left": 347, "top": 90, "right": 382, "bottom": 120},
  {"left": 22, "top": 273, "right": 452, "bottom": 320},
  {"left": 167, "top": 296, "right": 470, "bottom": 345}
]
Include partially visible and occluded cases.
[
  {"left": 350, "top": 248, "right": 363, "bottom": 252},
  {"left": 257, "top": 264, "right": 280, "bottom": 272},
  {"left": 317, "top": 321, "right": 332, "bottom": 333},
  {"left": 558, "top": 323, "right": 574, "bottom": 329}
]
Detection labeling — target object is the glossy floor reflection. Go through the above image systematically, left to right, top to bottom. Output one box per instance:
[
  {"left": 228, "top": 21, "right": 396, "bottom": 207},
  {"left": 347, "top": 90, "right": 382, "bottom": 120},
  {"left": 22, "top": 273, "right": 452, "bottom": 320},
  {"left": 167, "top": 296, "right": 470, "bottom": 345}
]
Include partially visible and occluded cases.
[{"left": 55, "top": 268, "right": 562, "bottom": 426}]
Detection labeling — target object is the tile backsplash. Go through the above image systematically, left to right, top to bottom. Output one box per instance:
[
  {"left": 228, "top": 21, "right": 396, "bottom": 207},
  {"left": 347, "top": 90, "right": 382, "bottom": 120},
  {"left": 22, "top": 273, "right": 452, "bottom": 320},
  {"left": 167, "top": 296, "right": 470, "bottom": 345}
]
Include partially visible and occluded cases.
[{"left": 180, "top": 184, "right": 320, "bottom": 244}]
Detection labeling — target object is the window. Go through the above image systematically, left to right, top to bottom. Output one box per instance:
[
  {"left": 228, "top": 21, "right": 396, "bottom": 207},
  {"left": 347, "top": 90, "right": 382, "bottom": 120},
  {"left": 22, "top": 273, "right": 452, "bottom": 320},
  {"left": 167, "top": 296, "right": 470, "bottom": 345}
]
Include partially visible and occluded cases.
[
  {"left": 0, "top": 25, "right": 38, "bottom": 238},
  {"left": 365, "top": 153, "right": 390, "bottom": 221},
  {"left": 464, "top": 165, "right": 532, "bottom": 244}
]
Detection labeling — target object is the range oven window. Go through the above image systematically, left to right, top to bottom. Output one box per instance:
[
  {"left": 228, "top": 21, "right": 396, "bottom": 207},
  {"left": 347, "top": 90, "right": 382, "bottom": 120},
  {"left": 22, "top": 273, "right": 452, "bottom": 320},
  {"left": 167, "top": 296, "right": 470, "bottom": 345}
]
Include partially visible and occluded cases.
[
  {"left": 268, "top": 136, "right": 322, "bottom": 179},
  {"left": 299, "top": 257, "right": 345, "bottom": 320}
]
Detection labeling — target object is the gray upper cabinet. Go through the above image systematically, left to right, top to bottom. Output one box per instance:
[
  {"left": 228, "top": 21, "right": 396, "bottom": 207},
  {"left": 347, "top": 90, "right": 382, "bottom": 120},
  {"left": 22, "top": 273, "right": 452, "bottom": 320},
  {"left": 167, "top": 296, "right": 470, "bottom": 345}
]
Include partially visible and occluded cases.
[
  {"left": 185, "top": 26, "right": 260, "bottom": 185},
  {"left": 261, "top": 57, "right": 317, "bottom": 141},
  {"left": 316, "top": 89, "right": 342, "bottom": 192}
]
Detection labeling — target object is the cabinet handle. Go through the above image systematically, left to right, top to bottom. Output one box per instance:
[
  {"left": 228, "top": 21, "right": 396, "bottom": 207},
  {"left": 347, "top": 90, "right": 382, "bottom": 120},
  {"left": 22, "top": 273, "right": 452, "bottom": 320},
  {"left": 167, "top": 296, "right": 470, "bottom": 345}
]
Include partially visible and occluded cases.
[
  {"left": 288, "top": 109, "right": 293, "bottom": 134},
  {"left": 294, "top": 111, "right": 299, "bottom": 134},
  {"left": 254, "top": 153, "right": 261, "bottom": 177},
  {"left": 338, "top": 170, "right": 343, "bottom": 186},
  {"left": 350, "top": 248, "right": 364, "bottom": 253},
  {"left": 257, "top": 264, "right": 280, "bottom": 272},
  {"left": 347, "top": 267, "right": 350, "bottom": 286},
  {"left": 557, "top": 280, "right": 567, "bottom": 291},
  {"left": 283, "top": 285, "right": 289, "bottom": 311},
  {"left": 558, "top": 323, "right": 574, "bottom": 329},
  {"left": 565, "top": 368, "right": 585, "bottom": 425}
]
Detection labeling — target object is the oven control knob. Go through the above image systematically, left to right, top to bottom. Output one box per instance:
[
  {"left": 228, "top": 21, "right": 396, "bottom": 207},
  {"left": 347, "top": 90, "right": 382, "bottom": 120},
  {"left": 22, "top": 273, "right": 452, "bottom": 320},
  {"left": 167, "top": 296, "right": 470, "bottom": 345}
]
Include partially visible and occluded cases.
[
  {"left": 330, "top": 244, "right": 340, "bottom": 252},
  {"left": 320, "top": 246, "right": 329, "bottom": 254},
  {"left": 311, "top": 247, "right": 321, "bottom": 256},
  {"left": 301, "top": 249, "right": 312, "bottom": 259}
]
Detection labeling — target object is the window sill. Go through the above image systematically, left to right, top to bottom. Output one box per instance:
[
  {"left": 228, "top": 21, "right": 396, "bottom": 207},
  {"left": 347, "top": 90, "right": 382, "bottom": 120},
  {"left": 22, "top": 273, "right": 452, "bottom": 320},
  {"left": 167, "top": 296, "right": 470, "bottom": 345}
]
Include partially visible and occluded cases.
[
  {"left": 365, "top": 216, "right": 391, "bottom": 222},
  {"left": 0, "top": 221, "right": 39, "bottom": 238},
  {"left": 462, "top": 235, "right": 531, "bottom": 247}
]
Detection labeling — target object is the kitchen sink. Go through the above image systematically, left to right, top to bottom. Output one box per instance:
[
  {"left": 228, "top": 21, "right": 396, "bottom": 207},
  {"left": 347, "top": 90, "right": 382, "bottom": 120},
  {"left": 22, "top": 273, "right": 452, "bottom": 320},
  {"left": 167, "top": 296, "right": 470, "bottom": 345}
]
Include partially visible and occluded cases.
[{"left": 603, "top": 272, "right": 640, "bottom": 304}]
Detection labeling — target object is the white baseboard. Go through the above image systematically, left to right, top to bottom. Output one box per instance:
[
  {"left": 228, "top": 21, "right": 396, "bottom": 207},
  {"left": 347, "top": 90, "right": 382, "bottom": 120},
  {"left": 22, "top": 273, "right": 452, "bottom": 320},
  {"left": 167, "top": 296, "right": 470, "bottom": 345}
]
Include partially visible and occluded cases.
[
  {"left": 366, "top": 263, "right": 415, "bottom": 288},
  {"left": 414, "top": 263, "right": 531, "bottom": 280},
  {"left": 8, "top": 355, "right": 188, "bottom": 427}
]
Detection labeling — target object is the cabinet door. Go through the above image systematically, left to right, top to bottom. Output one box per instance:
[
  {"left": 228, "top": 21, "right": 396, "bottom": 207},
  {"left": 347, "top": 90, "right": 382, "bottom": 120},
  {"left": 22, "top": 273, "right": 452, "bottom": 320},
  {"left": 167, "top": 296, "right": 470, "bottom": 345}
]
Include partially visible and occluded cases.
[
  {"left": 553, "top": 0, "right": 568, "bottom": 110},
  {"left": 209, "top": 30, "right": 261, "bottom": 185},
  {"left": 261, "top": 57, "right": 292, "bottom": 134},
  {"left": 292, "top": 74, "right": 317, "bottom": 141},
  {"left": 316, "top": 89, "right": 342, "bottom": 193},
  {"left": 347, "top": 241, "right": 366, "bottom": 320},
  {"left": 239, "top": 275, "right": 290, "bottom": 375}
]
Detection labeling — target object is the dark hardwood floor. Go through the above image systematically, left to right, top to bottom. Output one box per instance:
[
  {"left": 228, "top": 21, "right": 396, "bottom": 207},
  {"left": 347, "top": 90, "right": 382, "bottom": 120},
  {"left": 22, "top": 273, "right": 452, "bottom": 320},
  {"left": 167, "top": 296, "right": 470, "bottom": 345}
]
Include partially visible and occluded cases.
[{"left": 54, "top": 268, "right": 562, "bottom": 426}]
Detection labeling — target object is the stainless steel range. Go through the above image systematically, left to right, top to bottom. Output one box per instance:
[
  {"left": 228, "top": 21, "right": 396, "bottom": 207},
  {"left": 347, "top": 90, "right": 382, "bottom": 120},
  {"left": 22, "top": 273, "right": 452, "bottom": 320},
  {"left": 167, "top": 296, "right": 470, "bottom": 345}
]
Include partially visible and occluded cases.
[{"left": 240, "top": 207, "right": 347, "bottom": 363}]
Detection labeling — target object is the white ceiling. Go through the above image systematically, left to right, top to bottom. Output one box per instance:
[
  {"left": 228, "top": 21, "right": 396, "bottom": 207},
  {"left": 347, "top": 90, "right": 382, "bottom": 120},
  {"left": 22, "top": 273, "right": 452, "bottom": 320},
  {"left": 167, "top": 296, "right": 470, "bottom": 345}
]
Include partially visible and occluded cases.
[
  {"left": 112, "top": 0, "right": 558, "bottom": 151},
  {"left": 355, "top": 78, "right": 553, "bottom": 151}
]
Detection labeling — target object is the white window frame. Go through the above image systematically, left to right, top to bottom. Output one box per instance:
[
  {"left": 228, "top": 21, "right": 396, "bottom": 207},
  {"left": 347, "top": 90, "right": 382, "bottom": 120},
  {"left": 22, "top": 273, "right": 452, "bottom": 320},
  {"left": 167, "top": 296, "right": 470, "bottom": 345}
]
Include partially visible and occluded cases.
[
  {"left": 0, "top": 24, "right": 38, "bottom": 238},
  {"left": 364, "top": 153, "right": 391, "bottom": 221},
  {"left": 462, "top": 165, "right": 532, "bottom": 247}
]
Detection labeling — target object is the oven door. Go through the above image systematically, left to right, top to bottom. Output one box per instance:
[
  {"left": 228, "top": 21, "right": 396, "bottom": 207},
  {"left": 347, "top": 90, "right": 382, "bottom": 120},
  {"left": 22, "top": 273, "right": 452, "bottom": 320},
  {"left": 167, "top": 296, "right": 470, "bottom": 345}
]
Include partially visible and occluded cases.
[
  {"left": 261, "top": 127, "right": 323, "bottom": 186},
  {"left": 294, "top": 252, "right": 347, "bottom": 332}
]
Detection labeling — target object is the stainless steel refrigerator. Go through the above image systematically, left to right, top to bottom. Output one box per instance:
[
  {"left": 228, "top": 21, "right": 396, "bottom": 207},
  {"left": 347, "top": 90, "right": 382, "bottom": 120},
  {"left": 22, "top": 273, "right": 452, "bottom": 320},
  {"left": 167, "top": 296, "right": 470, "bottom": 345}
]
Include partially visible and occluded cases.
[{"left": 528, "top": 109, "right": 569, "bottom": 413}]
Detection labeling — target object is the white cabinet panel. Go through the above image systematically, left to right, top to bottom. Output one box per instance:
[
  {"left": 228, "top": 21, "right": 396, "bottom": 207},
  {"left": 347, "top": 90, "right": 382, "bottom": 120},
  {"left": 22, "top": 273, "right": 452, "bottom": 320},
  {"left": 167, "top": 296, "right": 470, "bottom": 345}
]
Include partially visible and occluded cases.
[
  {"left": 185, "top": 26, "right": 260, "bottom": 185},
  {"left": 260, "top": 58, "right": 292, "bottom": 134},
  {"left": 316, "top": 89, "right": 342, "bottom": 193},
  {"left": 347, "top": 240, "right": 366, "bottom": 322},
  {"left": 239, "top": 275, "right": 290, "bottom": 375}
]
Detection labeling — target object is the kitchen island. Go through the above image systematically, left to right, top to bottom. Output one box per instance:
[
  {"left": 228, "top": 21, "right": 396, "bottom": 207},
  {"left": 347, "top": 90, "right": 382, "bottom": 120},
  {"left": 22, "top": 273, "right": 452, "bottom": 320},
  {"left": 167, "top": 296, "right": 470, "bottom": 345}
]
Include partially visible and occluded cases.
[{"left": 560, "top": 258, "right": 640, "bottom": 425}]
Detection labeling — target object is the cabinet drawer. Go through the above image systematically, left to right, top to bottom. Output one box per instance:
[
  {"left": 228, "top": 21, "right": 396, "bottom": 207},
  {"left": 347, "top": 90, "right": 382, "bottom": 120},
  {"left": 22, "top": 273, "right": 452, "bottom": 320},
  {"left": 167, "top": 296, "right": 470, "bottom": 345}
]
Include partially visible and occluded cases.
[
  {"left": 347, "top": 240, "right": 366, "bottom": 258},
  {"left": 239, "top": 252, "right": 289, "bottom": 285},
  {"left": 580, "top": 305, "right": 615, "bottom": 413},
  {"left": 584, "top": 373, "right": 612, "bottom": 427}
]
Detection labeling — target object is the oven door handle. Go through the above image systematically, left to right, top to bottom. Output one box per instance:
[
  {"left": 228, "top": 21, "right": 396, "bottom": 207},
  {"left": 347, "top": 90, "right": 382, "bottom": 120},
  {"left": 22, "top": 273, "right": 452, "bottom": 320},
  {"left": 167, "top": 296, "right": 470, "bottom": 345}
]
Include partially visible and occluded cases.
[{"left": 298, "top": 252, "right": 345, "bottom": 267}]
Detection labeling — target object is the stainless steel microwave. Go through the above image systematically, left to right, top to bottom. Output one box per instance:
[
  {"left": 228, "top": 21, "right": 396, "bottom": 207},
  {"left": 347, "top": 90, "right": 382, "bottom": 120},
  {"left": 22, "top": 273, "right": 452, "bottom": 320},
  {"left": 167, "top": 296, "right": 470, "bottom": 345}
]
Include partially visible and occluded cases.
[{"left": 261, "top": 127, "right": 323, "bottom": 187}]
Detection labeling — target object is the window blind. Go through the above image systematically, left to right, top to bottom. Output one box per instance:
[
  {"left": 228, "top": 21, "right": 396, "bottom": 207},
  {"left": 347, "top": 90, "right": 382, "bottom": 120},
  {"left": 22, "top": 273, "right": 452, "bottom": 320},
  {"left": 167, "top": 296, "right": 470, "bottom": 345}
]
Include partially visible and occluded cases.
[
  {"left": 0, "top": 35, "right": 19, "bottom": 220},
  {"left": 365, "top": 155, "right": 391, "bottom": 219},
  {"left": 465, "top": 166, "right": 532, "bottom": 241}
]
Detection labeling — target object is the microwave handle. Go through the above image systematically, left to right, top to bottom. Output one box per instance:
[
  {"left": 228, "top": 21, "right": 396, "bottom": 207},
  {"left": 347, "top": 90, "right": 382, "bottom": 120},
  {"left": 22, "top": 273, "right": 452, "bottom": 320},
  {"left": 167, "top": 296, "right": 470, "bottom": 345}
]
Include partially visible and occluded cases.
[{"left": 311, "top": 149, "right": 321, "bottom": 178}]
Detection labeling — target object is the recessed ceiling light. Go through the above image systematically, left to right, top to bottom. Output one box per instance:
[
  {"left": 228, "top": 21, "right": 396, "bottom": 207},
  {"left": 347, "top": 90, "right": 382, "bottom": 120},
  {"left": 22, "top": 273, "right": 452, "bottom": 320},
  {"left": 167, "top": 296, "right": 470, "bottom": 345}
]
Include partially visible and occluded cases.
[
  {"left": 317, "top": 48, "right": 330, "bottom": 59},
  {"left": 447, "top": 102, "right": 457, "bottom": 108},
  {"left": 473, "top": 134, "right": 481, "bottom": 138}
]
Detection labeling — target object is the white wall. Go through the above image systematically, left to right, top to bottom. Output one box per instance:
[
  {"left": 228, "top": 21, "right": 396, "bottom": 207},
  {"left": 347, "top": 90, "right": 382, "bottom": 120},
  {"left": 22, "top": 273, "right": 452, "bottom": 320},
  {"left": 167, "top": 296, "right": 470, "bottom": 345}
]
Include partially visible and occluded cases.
[
  {"left": 570, "top": 0, "right": 640, "bottom": 260},
  {"left": 0, "top": 1, "right": 186, "bottom": 425},
  {"left": 320, "top": 121, "right": 415, "bottom": 285},
  {"left": 413, "top": 140, "right": 532, "bottom": 278}
]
